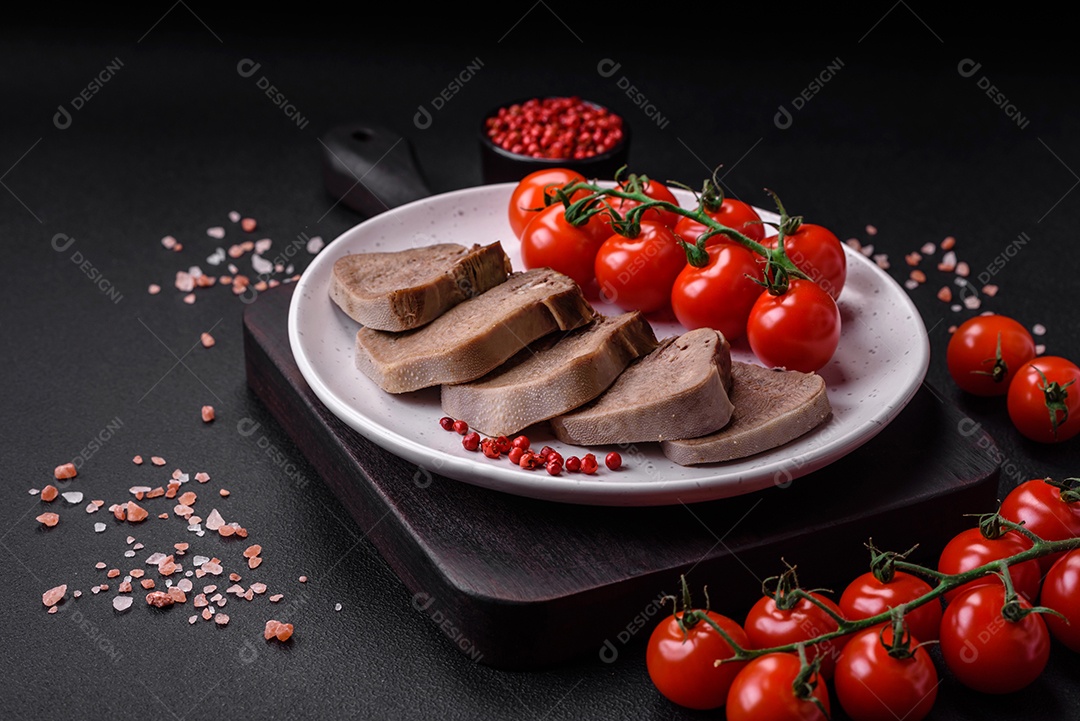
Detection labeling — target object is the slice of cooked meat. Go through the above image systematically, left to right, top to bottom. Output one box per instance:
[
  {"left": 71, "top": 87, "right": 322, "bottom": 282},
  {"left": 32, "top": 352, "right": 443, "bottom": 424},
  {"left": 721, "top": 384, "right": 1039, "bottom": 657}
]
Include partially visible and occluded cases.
[
  {"left": 330, "top": 241, "right": 511, "bottom": 331},
  {"left": 355, "top": 268, "right": 596, "bottom": 394},
  {"left": 440, "top": 311, "right": 659, "bottom": 436},
  {"left": 548, "top": 328, "right": 734, "bottom": 445},
  {"left": 661, "top": 361, "right": 831, "bottom": 465}
]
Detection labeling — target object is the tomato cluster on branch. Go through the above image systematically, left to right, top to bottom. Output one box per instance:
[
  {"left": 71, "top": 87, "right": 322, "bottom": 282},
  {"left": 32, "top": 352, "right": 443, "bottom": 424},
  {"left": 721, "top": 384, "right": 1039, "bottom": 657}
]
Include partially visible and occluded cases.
[
  {"left": 508, "top": 167, "right": 847, "bottom": 373},
  {"left": 642, "top": 477, "right": 1080, "bottom": 719}
]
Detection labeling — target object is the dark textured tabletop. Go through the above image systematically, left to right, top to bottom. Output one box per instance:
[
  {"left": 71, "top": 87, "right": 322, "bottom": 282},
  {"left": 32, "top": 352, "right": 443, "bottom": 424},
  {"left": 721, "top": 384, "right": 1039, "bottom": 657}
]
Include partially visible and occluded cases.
[{"left": 4, "top": 8, "right": 1079, "bottom": 720}]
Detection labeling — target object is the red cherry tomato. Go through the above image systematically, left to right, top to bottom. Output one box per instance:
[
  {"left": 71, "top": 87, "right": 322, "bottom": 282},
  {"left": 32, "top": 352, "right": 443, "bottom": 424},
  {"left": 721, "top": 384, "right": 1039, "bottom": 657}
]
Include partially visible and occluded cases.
[
  {"left": 507, "top": 168, "right": 587, "bottom": 239},
  {"left": 606, "top": 176, "right": 681, "bottom": 228},
  {"left": 674, "top": 197, "right": 765, "bottom": 246},
  {"left": 519, "top": 202, "right": 605, "bottom": 289},
  {"left": 594, "top": 220, "right": 687, "bottom": 313},
  {"left": 763, "top": 223, "right": 847, "bottom": 300},
  {"left": 670, "top": 244, "right": 764, "bottom": 341},
  {"left": 746, "top": 279, "right": 841, "bottom": 373},
  {"left": 946, "top": 315, "right": 1036, "bottom": 396},
  {"left": 1007, "top": 356, "right": 1080, "bottom": 443},
  {"left": 999, "top": 478, "right": 1080, "bottom": 573},
  {"left": 936, "top": 526, "right": 1041, "bottom": 604},
  {"left": 1040, "top": 549, "right": 1080, "bottom": 652},
  {"left": 839, "top": 570, "right": 942, "bottom": 643},
  {"left": 939, "top": 583, "right": 1051, "bottom": 694},
  {"left": 744, "top": 591, "right": 846, "bottom": 680},
  {"left": 646, "top": 609, "right": 750, "bottom": 710},
  {"left": 834, "top": 624, "right": 938, "bottom": 721},
  {"left": 726, "top": 653, "right": 830, "bottom": 721}
]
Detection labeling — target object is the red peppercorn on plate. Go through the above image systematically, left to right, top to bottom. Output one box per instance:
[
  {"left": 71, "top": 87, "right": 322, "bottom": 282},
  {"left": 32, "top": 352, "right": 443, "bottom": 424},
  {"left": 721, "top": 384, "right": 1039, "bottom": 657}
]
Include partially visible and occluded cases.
[{"left": 288, "top": 183, "right": 929, "bottom": 506}]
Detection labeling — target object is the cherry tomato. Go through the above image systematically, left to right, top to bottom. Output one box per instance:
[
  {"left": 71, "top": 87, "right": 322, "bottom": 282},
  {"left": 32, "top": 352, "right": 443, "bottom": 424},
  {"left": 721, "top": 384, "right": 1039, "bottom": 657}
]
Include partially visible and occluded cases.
[
  {"left": 507, "top": 168, "right": 587, "bottom": 239},
  {"left": 606, "top": 176, "right": 681, "bottom": 228},
  {"left": 673, "top": 197, "right": 765, "bottom": 246},
  {"left": 519, "top": 203, "right": 605, "bottom": 289},
  {"left": 594, "top": 220, "right": 687, "bottom": 314},
  {"left": 763, "top": 223, "right": 846, "bottom": 300},
  {"left": 670, "top": 244, "right": 764, "bottom": 341},
  {"left": 746, "top": 279, "right": 841, "bottom": 373},
  {"left": 946, "top": 315, "right": 1036, "bottom": 396},
  {"left": 1007, "top": 356, "right": 1080, "bottom": 443},
  {"left": 999, "top": 478, "right": 1080, "bottom": 573},
  {"left": 936, "top": 526, "right": 1041, "bottom": 604},
  {"left": 1040, "top": 549, "right": 1080, "bottom": 652},
  {"left": 839, "top": 570, "right": 942, "bottom": 643},
  {"left": 939, "top": 583, "right": 1050, "bottom": 694},
  {"left": 744, "top": 591, "right": 846, "bottom": 680},
  {"left": 646, "top": 609, "right": 750, "bottom": 710},
  {"left": 834, "top": 624, "right": 938, "bottom": 721},
  {"left": 726, "top": 653, "right": 830, "bottom": 721}
]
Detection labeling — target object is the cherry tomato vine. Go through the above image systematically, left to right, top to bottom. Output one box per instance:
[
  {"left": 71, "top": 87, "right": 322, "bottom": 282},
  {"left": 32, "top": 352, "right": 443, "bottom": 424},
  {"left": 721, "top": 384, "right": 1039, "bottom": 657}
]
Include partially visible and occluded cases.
[{"left": 644, "top": 488, "right": 1080, "bottom": 715}]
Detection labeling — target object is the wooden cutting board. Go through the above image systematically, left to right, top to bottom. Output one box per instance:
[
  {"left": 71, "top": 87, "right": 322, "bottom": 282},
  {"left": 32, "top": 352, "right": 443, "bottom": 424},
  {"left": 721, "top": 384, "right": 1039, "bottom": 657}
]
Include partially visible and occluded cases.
[{"left": 243, "top": 283, "right": 999, "bottom": 670}]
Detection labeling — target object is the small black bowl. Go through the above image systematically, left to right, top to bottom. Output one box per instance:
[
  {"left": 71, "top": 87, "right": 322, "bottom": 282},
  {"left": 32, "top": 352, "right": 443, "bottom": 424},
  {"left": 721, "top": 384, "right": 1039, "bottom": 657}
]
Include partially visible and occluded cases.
[{"left": 479, "top": 97, "right": 631, "bottom": 185}]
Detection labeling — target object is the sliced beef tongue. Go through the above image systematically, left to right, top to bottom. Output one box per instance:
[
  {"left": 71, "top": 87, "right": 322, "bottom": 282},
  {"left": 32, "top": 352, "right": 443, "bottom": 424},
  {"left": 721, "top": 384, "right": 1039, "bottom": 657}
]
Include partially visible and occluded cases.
[
  {"left": 354, "top": 267, "right": 596, "bottom": 394},
  {"left": 440, "top": 311, "right": 659, "bottom": 437},
  {"left": 548, "top": 328, "right": 735, "bottom": 446}
]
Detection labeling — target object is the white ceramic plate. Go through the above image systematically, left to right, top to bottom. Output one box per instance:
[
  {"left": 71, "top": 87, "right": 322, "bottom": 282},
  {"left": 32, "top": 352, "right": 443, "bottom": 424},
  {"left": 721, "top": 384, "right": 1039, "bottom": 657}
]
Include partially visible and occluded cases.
[{"left": 288, "top": 183, "right": 929, "bottom": 506}]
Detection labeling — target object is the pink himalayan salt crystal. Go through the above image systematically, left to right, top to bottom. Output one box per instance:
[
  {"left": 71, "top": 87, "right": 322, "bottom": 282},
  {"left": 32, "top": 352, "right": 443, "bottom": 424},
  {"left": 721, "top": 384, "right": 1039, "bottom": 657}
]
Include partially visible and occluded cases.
[{"left": 42, "top": 585, "right": 67, "bottom": 607}]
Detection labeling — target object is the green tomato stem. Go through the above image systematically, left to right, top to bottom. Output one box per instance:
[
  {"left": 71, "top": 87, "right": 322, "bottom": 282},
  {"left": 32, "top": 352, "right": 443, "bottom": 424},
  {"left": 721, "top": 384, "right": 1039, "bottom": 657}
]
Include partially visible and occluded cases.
[{"left": 713, "top": 529, "right": 1080, "bottom": 664}]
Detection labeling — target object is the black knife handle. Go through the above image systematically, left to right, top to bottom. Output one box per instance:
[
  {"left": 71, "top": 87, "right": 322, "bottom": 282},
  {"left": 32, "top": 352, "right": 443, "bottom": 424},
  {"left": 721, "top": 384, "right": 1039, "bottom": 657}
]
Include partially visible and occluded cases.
[{"left": 320, "top": 124, "right": 432, "bottom": 217}]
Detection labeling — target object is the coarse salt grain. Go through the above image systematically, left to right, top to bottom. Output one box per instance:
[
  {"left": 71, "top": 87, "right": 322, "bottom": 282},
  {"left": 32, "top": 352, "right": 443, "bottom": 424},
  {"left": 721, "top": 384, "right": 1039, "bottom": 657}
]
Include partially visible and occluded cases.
[
  {"left": 241, "top": 218, "right": 256, "bottom": 232},
  {"left": 865, "top": 224, "right": 877, "bottom": 236},
  {"left": 207, "top": 227, "right": 225, "bottom": 239},
  {"left": 307, "top": 236, "right": 325, "bottom": 254},
  {"left": 941, "top": 236, "right": 956, "bottom": 250},
  {"left": 921, "top": 242, "right": 936, "bottom": 255},
  {"left": 905, "top": 252, "right": 921, "bottom": 266},
  {"left": 252, "top": 255, "right": 273, "bottom": 275},
  {"left": 955, "top": 261, "right": 970, "bottom": 277},
  {"left": 148, "top": 284, "right": 161, "bottom": 295},
  {"left": 983, "top": 284, "right": 999, "bottom": 297},
  {"left": 937, "top": 287, "right": 952, "bottom": 302},
  {"left": 183, "top": 293, "right": 196, "bottom": 305},
  {"left": 964, "top": 296, "right": 981, "bottom": 310},
  {"left": 1033, "top": 323, "right": 1047, "bottom": 336},
  {"left": 201, "top": 332, "right": 215, "bottom": 348},
  {"left": 1036, "top": 344, "right": 1047, "bottom": 354},
  {"left": 201, "top": 406, "right": 215, "bottom": 423},
  {"left": 151, "top": 456, "right": 166, "bottom": 466},
  {"left": 54, "top": 463, "right": 77, "bottom": 480},
  {"left": 195, "top": 472, "right": 210, "bottom": 483},
  {"left": 40, "top": 485, "right": 58, "bottom": 502},
  {"left": 219, "top": 489, "right": 230, "bottom": 497},
  {"left": 61, "top": 491, "right": 83, "bottom": 504},
  {"left": 205, "top": 509, "right": 225, "bottom": 531},
  {"left": 37, "top": 513, "right": 60, "bottom": 527},
  {"left": 42, "top": 585, "right": 67, "bottom": 607},
  {"left": 269, "top": 594, "right": 283, "bottom": 603},
  {"left": 113, "top": 596, "right": 133, "bottom": 612}
]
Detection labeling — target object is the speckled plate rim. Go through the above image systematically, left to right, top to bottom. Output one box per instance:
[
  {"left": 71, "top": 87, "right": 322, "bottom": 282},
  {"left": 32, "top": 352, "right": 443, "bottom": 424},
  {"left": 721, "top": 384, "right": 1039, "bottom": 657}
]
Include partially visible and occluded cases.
[{"left": 288, "top": 183, "right": 930, "bottom": 506}]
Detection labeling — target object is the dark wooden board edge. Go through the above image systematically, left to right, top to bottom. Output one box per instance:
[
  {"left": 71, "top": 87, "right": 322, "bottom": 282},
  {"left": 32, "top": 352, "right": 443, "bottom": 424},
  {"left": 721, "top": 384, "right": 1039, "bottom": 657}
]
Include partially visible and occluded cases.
[{"left": 243, "top": 285, "right": 1001, "bottom": 669}]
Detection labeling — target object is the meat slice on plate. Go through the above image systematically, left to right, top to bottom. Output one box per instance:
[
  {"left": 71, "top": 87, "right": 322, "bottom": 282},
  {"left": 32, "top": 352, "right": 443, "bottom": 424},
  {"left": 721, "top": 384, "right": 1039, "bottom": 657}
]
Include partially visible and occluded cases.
[
  {"left": 330, "top": 241, "right": 511, "bottom": 331},
  {"left": 355, "top": 268, "right": 596, "bottom": 394},
  {"left": 441, "top": 311, "right": 659, "bottom": 437},
  {"left": 549, "top": 327, "right": 734, "bottom": 445},
  {"left": 661, "top": 361, "right": 832, "bottom": 466}
]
